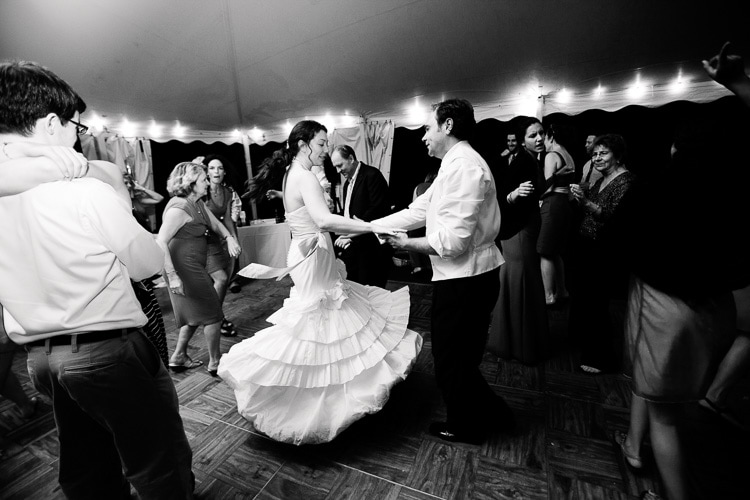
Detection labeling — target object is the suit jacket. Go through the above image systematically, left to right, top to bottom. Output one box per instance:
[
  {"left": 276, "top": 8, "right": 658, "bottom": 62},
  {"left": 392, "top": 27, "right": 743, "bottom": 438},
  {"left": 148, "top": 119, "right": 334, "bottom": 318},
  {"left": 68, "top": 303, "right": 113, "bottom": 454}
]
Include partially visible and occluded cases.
[
  {"left": 340, "top": 163, "right": 392, "bottom": 287},
  {"left": 342, "top": 163, "right": 391, "bottom": 222}
]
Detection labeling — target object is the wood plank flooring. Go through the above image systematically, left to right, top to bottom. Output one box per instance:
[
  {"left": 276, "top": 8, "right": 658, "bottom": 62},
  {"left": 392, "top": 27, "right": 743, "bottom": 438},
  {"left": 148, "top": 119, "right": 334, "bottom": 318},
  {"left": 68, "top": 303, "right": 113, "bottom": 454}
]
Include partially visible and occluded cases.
[{"left": 2, "top": 275, "right": 749, "bottom": 499}]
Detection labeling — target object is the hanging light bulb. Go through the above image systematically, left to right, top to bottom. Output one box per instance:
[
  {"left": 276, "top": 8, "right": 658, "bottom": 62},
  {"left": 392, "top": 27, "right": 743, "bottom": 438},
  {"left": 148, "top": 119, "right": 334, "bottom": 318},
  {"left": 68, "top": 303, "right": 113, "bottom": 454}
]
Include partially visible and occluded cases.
[
  {"left": 670, "top": 70, "right": 687, "bottom": 94},
  {"left": 628, "top": 74, "right": 646, "bottom": 99},
  {"left": 556, "top": 88, "right": 572, "bottom": 104},
  {"left": 407, "top": 98, "right": 427, "bottom": 125},
  {"left": 88, "top": 113, "right": 107, "bottom": 132},
  {"left": 322, "top": 113, "right": 335, "bottom": 131},
  {"left": 120, "top": 118, "right": 136, "bottom": 137},
  {"left": 282, "top": 120, "right": 293, "bottom": 137},
  {"left": 148, "top": 121, "right": 163, "bottom": 139},
  {"left": 173, "top": 122, "right": 186, "bottom": 139},
  {"left": 249, "top": 127, "right": 264, "bottom": 142}
]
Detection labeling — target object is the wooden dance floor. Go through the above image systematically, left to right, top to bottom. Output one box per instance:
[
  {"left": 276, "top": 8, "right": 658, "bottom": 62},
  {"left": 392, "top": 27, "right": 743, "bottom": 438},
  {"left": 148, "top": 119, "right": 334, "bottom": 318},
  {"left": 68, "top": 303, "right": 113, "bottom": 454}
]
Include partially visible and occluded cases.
[{"left": 1, "top": 274, "right": 748, "bottom": 499}]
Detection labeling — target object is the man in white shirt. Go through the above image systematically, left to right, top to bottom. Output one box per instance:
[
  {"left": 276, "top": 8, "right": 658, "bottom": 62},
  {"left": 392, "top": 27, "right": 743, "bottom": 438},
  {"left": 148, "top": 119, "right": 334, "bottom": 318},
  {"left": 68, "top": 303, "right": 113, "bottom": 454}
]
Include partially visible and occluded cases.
[
  {"left": 0, "top": 61, "right": 193, "bottom": 499},
  {"left": 376, "top": 98, "right": 514, "bottom": 444}
]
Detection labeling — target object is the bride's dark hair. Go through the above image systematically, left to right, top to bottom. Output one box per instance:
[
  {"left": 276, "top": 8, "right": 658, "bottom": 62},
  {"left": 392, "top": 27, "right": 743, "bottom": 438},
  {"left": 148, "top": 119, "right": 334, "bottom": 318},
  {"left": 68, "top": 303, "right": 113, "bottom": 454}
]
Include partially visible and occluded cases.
[
  {"left": 243, "top": 120, "right": 329, "bottom": 202},
  {"left": 281, "top": 120, "right": 328, "bottom": 165},
  {"left": 243, "top": 149, "right": 286, "bottom": 202}
]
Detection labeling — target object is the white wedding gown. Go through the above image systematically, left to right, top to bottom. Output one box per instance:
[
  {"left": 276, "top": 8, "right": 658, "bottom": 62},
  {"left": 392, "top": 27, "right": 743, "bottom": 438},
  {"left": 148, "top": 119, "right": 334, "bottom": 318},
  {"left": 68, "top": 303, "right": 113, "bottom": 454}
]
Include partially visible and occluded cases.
[{"left": 217, "top": 206, "right": 423, "bottom": 445}]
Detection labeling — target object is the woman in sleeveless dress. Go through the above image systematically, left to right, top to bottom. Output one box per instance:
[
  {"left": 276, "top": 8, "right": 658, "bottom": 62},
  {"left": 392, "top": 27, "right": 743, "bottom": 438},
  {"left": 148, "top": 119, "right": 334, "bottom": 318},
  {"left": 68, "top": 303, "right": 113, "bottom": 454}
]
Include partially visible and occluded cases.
[
  {"left": 218, "top": 120, "right": 423, "bottom": 445},
  {"left": 538, "top": 123, "right": 575, "bottom": 306},
  {"left": 202, "top": 155, "right": 240, "bottom": 336},
  {"left": 158, "top": 163, "right": 241, "bottom": 375}
]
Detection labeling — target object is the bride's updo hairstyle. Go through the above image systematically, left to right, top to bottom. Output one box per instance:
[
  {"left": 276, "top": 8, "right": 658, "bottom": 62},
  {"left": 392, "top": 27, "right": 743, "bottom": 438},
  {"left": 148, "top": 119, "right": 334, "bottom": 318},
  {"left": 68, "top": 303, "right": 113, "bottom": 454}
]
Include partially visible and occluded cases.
[
  {"left": 245, "top": 120, "right": 329, "bottom": 201},
  {"left": 279, "top": 120, "right": 328, "bottom": 167}
]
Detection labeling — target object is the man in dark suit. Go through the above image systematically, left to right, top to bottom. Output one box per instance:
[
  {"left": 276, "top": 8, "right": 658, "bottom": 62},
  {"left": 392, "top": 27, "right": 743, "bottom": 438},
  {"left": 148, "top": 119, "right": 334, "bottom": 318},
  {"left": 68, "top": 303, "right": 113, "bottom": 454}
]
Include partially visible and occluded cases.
[
  {"left": 499, "top": 132, "right": 520, "bottom": 168},
  {"left": 331, "top": 145, "right": 392, "bottom": 287}
]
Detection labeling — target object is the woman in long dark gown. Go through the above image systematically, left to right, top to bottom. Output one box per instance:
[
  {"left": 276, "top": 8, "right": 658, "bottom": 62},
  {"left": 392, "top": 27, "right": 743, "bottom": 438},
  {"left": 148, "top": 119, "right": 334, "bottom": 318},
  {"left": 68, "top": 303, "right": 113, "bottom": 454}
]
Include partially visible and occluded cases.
[{"left": 488, "top": 117, "right": 549, "bottom": 364}]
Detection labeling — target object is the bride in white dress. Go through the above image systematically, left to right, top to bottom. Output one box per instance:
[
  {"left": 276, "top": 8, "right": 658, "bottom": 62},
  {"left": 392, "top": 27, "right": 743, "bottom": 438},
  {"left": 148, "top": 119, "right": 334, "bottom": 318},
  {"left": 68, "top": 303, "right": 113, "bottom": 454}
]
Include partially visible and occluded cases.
[{"left": 217, "top": 120, "right": 423, "bottom": 445}]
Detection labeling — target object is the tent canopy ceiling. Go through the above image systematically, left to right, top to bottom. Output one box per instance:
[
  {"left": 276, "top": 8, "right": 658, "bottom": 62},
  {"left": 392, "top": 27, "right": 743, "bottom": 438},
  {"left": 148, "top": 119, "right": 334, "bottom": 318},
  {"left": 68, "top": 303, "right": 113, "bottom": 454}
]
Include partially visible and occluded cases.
[{"left": 2, "top": 0, "right": 746, "bottom": 143}]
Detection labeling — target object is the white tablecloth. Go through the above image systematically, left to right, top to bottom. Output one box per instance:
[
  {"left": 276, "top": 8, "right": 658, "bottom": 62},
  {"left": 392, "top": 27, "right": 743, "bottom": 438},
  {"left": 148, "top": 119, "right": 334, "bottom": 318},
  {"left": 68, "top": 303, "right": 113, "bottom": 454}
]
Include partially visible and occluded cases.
[{"left": 237, "top": 222, "right": 292, "bottom": 269}]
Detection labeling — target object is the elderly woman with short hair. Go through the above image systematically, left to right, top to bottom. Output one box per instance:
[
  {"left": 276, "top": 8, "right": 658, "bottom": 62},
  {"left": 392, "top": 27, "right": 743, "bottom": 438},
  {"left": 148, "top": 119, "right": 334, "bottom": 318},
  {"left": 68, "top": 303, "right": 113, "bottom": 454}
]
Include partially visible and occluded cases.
[
  {"left": 569, "top": 134, "right": 635, "bottom": 374},
  {"left": 158, "top": 162, "right": 241, "bottom": 376}
]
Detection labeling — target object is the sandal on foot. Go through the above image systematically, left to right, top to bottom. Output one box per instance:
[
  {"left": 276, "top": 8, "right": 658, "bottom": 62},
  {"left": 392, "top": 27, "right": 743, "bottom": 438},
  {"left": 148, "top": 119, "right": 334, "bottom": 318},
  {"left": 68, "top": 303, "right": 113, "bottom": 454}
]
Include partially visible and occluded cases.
[
  {"left": 220, "top": 319, "right": 237, "bottom": 337},
  {"left": 169, "top": 356, "right": 203, "bottom": 372},
  {"left": 207, "top": 357, "right": 221, "bottom": 377},
  {"left": 699, "top": 397, "right": 747, "bottom": 431},
  {"left": 614, "top": 430, "right": 642, "bottom": 469}
]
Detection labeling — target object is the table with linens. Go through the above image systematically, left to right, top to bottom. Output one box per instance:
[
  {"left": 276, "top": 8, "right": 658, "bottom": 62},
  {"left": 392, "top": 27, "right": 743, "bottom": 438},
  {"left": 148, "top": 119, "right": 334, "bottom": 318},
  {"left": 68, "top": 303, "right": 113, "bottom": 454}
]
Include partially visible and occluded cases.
[{"left": 236, "top": 220, "right": 292, "bottom": 269}]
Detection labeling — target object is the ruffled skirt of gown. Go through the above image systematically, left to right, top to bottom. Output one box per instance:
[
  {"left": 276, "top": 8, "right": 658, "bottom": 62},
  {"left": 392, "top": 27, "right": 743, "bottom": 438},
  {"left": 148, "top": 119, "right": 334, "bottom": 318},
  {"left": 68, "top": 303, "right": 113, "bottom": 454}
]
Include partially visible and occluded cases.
[{"left": 218, "top": 223, "right": 422, "bottom": 445}]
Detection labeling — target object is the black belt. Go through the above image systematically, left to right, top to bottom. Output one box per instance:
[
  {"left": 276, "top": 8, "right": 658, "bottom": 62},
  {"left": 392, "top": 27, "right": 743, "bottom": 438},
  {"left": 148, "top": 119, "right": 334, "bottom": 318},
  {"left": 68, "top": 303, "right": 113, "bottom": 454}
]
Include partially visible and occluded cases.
[{"left": 27, "top": 327, "right": 139, "bottom": 348}]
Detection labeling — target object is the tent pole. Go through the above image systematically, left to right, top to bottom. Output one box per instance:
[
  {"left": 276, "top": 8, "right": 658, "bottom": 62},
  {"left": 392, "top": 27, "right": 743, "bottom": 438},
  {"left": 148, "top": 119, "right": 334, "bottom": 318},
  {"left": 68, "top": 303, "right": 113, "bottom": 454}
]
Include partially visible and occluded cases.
[
  {"left": 537, "top": 95, "right": 545, "bottom": 120},
  {"left": 241, "top": 134, "right": 258, "bottom": 221}
]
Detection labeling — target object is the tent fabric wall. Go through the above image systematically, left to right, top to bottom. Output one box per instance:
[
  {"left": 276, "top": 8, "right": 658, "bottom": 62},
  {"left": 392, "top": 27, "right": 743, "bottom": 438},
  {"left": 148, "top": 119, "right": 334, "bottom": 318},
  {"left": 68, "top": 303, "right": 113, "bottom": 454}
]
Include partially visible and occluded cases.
[
  {"left": 330, "top": 121, "right": 395, "bottom": 188},
  {"left": 364, "top": 121, "right": 395, "bottom": 183},
  {"left": 330, "top": 125, "right": 369, "bottom": 170},
  {"left": 79, "top": 134, "right": 133, "bottom": 172},
  {"left": 133, "top": 139, "right": 154, "bottom": 190}
]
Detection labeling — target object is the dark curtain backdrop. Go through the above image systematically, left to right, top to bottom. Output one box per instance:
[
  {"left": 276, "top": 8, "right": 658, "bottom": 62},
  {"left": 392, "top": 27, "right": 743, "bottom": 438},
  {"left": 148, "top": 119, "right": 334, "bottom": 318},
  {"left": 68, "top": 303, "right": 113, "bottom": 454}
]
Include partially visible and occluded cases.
[
  {"left": 147, "top": 96, "right": 746, "bottom": 226},
  {"left": 387, "top": 96, "right": 746, "bottom": 210},
  {"left": 390, "top": 127, "right": 442, "bottom": 211}
]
